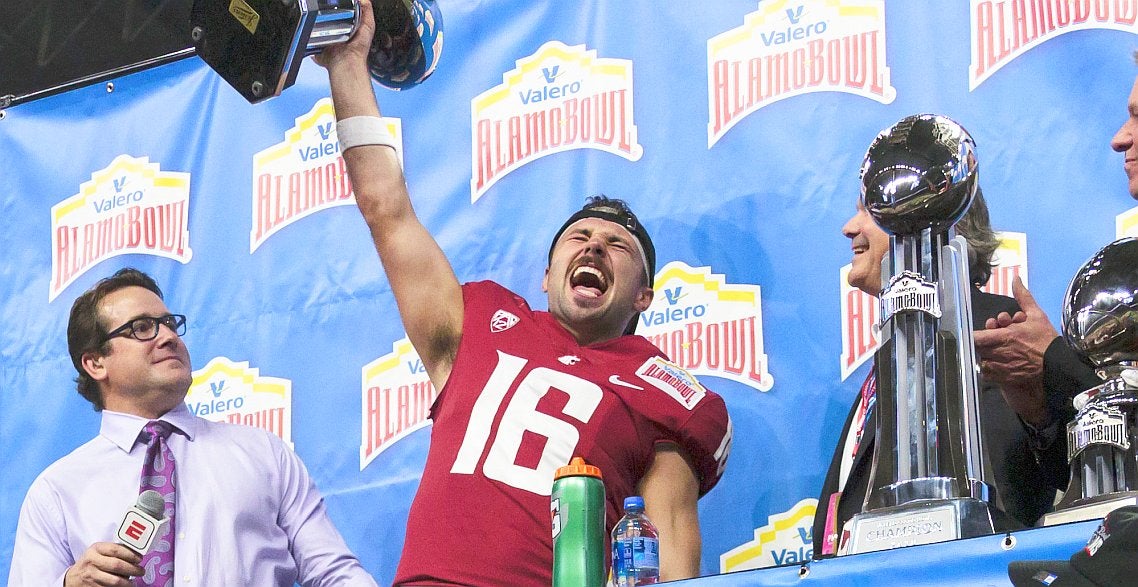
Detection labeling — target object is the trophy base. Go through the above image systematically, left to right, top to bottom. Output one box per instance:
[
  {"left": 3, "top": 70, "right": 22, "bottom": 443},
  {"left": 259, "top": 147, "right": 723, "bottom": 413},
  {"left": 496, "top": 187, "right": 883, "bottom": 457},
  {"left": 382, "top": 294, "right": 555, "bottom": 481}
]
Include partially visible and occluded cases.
[
  {"left": 1041, "top": 492, "right": 1138, "bottom": 526},
  {"left": 839, "top": 499, "right": 995, "bottom": 555}
]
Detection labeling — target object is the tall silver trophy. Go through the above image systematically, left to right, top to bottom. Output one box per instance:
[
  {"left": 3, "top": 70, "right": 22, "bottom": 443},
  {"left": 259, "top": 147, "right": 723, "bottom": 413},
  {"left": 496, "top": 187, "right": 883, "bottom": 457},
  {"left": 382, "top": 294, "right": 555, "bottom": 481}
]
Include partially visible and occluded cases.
[
  {"left": 189, "top": 0, "right": 443, "bottom": 103},
  {"left": 840, "top": 114, "right": 1001, "bottom": 554},
  {"left": 1043, "top": 238, "right": 1138, "bottom": 525}
]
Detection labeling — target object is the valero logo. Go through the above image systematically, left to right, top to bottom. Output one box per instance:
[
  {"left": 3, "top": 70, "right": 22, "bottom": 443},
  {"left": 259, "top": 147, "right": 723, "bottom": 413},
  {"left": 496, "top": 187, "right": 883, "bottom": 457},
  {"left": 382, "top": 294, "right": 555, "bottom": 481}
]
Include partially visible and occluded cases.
[
  {"left": 707, "top": 0, "right": 894, "bottom": 147},
  {"left": 970, "top": 0, "right": 1138, "bottom": 90},
  {"left": 470, "top": 40, "right": 643, "bottom": 202},
  {"left": 250, "top": 97, "right": 404, "bottom": 252},
  {"left": 49, "top": 155, "right": 191, "bottom": 301},
  {"left": 1118, "top": 206, "right": 1138, "bottom": 238},
  {"left": 980, "top": 231, "right": 1029, "bottom": 297},
  {"left": 639, "top": 261, "right": 774, "bottom": 392},
  {"left": 838, "top": 264, "right": 879, "bottom": 381},
  {"left": 361, "top": 337, "right": 437, "bottom": 470},
  {"left": 187, "top": 357, "right": 293, "bottom": 445},
  {"left": 719, "top": 498, "right": 817, "bottom": 571}
]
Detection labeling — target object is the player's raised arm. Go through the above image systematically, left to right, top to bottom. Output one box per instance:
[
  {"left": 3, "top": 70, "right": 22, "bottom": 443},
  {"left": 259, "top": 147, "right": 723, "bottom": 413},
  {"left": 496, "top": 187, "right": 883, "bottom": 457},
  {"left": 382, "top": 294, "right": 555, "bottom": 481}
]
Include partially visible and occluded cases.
[{"left": 316, "top": 0, "right": 463, "bottom": 387}]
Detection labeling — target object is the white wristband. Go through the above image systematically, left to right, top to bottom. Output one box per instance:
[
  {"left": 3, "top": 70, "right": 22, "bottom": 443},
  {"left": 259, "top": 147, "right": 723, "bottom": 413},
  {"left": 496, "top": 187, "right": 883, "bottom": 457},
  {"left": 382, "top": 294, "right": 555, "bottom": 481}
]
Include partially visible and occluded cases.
[{"left": 336, "top": 116, "right": 399, "bottom": 152}]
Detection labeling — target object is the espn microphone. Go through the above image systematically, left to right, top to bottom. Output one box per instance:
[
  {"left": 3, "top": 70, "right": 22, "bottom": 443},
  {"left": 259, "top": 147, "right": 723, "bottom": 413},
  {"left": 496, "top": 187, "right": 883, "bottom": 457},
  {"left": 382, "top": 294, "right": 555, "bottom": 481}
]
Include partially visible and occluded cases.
[{"left": 115, "top": 490, "right": 167, "bottom": 554}]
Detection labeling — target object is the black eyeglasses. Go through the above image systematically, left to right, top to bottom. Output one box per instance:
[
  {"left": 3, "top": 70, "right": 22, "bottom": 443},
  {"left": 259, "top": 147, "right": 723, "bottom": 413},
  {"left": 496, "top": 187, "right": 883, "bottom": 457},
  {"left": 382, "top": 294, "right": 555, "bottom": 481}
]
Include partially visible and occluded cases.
[{"left": 102, "top": 314, "right": 187, "bottom": 342}]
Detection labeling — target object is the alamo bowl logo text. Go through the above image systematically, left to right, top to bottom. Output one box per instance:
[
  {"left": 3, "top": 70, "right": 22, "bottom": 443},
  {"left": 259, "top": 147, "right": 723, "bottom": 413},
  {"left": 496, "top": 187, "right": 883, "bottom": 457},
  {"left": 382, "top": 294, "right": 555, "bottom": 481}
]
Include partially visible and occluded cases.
[
  {"left": 707, "top": 0, "right": 894, "bottom": 146},
  {"left": 970, "top": 0, "right": 1138, "bottom": 90},
  {"left": 470, "top": 40, "right": 643, "bottom": 202},
  {"left": 250, "top": 97, "right": 405, "bottom": 252},
  {"left": 50, "top": 155, "right": 191, "bottom": 301},
  {"left": 980, "top": 231, "right": 1028, "bottom": 297},
  {"left": 638, "top": 261, "right": 773, "bottom": 392},
  {"left": 839, "top": 264, "right": 879, "bottom": 381},
  {"left": 361, "top": 337, "right": 438, "bottom": 470},
  {"left": 187, "top": 357, "right": 293, "bottom": 445},
  {"left": 720, "top": 498, "right": 817, "bottom": 571}
]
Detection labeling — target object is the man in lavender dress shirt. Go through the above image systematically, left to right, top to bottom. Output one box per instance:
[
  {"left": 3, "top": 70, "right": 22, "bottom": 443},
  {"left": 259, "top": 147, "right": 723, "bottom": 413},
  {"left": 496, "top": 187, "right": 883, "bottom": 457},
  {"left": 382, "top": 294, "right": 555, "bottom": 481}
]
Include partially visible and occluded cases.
[{"left": 9, "top": 268, "right": 376, "bottom": 586}]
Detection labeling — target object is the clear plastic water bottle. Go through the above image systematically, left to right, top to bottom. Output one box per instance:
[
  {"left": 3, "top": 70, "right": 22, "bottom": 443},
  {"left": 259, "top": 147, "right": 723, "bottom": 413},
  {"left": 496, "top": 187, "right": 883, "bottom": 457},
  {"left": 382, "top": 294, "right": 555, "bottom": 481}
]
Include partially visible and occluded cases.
[{"left": 610, "top": 496, "right": 659, "bottom": 586}]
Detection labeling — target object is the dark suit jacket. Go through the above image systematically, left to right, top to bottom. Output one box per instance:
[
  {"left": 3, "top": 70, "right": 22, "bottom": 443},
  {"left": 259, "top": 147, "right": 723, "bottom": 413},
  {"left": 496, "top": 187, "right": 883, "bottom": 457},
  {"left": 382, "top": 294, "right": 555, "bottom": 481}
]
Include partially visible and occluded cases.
[
  {"left": 812, "top": 289, "right": 1061, "bottom": 559},
  {"left": 1035, "top": 338, "right": 1102, "bottom": 489}
]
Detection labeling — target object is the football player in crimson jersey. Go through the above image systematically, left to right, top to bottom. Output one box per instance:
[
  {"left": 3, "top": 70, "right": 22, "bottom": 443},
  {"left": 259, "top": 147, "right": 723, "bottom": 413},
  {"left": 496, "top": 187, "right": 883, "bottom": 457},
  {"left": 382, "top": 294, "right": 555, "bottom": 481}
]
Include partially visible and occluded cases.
[{"left": 317, "top": 2, "right": 731, "bottom": 584}]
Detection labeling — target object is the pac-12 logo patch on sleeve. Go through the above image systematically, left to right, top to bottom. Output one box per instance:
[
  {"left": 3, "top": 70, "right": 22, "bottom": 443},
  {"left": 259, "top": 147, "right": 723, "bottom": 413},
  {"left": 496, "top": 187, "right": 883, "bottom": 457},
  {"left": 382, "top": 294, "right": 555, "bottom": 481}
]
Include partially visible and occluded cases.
[{"left": 636, "top": 357, "right": 707, "bottom": 410}]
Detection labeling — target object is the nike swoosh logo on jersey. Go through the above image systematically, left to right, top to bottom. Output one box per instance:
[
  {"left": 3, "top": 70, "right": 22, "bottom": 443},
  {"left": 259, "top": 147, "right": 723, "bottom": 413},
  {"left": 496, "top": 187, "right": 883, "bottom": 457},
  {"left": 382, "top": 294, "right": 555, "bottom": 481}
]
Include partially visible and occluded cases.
[{"left": 609, "top": 375, "right": 644, "bottom": 390}]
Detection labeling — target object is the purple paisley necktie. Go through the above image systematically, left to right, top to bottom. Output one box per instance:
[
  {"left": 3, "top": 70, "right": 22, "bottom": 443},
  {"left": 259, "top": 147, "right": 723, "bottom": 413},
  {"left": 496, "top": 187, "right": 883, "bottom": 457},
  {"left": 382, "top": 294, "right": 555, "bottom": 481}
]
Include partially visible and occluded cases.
[{"left": 138, "top": 420, "right": 177, "bottom": 587}]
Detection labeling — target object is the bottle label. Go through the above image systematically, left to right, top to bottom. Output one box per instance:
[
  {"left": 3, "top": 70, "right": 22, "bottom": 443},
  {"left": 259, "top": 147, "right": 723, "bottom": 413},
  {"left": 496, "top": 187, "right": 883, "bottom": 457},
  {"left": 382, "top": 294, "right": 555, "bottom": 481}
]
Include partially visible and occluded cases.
[
  {"left": 551, "top": 498, "right": 562, "bottom": 539},
  {"left": 612, "top": 537, "right": 659, "bottom": 578},
  {"left": 632, "top": 537, "right": 659, "bottom": 570},
  {"left": 612, "top": 540, "right": 633, "bottom": 579}
]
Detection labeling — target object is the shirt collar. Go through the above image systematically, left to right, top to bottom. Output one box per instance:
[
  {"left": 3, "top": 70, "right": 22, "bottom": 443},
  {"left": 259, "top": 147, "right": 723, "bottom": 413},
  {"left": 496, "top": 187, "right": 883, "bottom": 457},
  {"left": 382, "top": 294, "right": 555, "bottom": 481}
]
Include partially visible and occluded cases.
[{"left": 99, "top": 402, "right": 198, "bottom": 452}]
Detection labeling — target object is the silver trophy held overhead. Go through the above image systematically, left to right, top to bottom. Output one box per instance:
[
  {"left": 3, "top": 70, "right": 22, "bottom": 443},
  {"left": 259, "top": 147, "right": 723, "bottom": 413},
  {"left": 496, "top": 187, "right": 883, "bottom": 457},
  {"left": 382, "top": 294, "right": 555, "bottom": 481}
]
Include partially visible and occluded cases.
[
  {"left": 190, "top": 0, "right": 443, "bottom": 103},
  {"left": 840, "top": 114, "right": 1001, "bottom": 555},
  {"left": 1043, "top": 237, "right": 1138, "bottom": 525}
]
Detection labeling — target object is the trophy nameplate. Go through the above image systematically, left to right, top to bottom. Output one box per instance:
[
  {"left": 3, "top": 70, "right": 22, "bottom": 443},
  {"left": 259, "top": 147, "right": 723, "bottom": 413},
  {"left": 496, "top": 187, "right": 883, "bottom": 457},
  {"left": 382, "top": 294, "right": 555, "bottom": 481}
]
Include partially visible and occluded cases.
[{"left": 841, "top": 499, "right": 996, "bottom": 555}]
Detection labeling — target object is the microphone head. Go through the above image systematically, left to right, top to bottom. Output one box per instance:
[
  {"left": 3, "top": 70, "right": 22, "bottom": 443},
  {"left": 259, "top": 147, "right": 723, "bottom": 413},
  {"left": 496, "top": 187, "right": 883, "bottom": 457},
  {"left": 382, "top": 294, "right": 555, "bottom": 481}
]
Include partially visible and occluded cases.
[
  {"left": 117, "top": 490, "right": 167, "bottom": 553},
  {"left": 137, "top": 490, "right": 165, "bottom": 519}
]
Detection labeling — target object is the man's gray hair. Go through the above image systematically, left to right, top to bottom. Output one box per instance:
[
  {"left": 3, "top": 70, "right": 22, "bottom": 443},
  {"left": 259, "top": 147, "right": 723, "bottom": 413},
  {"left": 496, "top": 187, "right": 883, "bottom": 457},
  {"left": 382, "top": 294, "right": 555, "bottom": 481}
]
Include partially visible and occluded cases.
[{"left": 955, "top": 187, "right": 1001, "bottom": 287}]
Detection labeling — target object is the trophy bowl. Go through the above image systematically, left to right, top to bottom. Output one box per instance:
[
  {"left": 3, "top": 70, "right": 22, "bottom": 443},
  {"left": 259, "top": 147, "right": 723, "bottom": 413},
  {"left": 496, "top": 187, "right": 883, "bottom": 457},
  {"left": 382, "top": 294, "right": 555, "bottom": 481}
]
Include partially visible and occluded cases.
[
  {"left": 190, "top": 0, "right": 444, "bottom": 103},
  {"left": 369, "top": 0, "right": 444, "bottom": 90},
  {"left": 860, "top": 114, "right": 978, "bottom": 236},
  {"left": 1063, "top": 237, "right": 1138, "bottom": 369}
]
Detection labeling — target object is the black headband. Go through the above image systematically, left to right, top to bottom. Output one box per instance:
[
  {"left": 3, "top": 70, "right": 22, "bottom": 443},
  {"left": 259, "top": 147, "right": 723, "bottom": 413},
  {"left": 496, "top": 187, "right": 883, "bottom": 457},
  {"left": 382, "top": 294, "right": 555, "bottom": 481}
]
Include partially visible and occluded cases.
[{"left": 547, "top": 208, "right": 656, "bottom": 283}]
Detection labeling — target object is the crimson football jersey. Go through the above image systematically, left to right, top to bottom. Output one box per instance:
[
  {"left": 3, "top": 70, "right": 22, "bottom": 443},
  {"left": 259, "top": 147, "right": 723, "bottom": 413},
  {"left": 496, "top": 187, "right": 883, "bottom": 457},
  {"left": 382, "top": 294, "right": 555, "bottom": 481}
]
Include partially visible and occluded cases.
[{"left": 394, "top": 281, "right": 732, "bottom": 586}]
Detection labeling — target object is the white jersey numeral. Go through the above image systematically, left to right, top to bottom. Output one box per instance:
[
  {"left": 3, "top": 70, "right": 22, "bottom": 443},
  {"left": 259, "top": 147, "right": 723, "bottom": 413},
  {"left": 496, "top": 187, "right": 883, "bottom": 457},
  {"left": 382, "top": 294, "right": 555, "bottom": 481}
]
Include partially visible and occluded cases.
[{"left": 450, "top": 350, "right": 603, "bottom": 495}]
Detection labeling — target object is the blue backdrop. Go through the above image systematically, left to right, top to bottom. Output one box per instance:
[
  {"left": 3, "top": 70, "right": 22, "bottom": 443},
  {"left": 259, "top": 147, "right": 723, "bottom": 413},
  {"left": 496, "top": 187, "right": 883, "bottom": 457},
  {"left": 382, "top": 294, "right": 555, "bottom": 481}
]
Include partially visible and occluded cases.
[{"left": 3, "top": 1, "right": 1138, "bottom": 583}]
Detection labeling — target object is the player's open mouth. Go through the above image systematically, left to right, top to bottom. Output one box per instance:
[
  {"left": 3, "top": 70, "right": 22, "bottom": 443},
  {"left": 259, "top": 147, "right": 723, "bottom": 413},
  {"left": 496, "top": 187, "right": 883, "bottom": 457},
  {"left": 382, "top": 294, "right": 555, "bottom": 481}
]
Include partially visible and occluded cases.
[{"left": 571, "top": 265, "right": 608, "bottom": 298}]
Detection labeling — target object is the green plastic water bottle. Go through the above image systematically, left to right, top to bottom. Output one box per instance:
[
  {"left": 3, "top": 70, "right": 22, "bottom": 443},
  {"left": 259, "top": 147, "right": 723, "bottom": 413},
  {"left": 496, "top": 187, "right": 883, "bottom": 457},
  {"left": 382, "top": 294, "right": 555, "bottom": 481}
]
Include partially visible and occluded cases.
[{"left": 551, "top": 456, "right": 606, "bottom": 587}]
